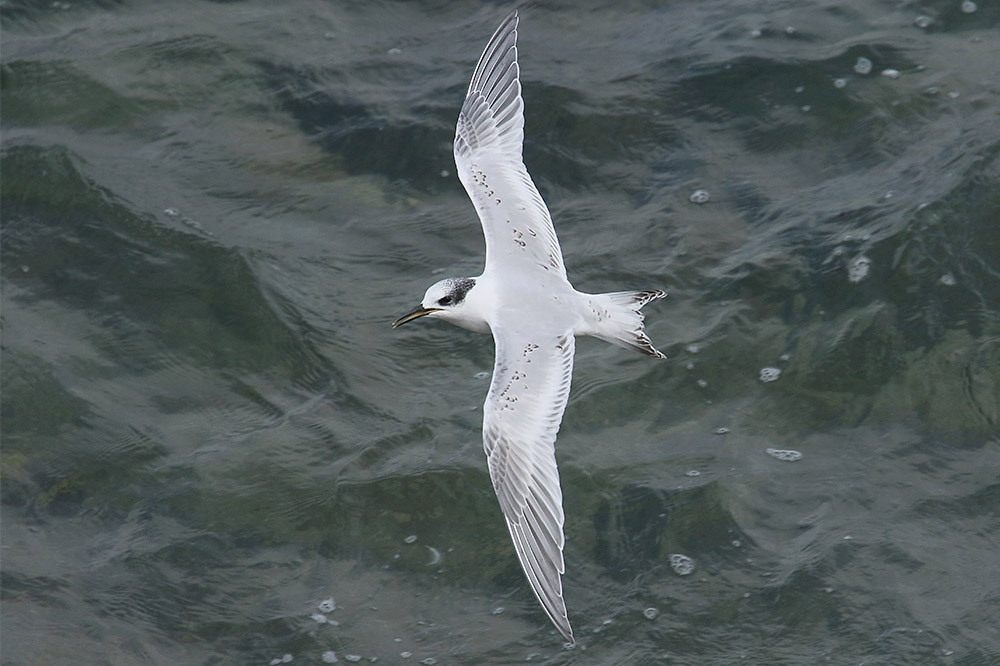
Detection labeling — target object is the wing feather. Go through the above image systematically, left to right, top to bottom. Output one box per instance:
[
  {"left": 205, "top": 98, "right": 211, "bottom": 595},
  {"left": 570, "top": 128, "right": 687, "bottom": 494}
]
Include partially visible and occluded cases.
[
  {"left": 454, "top": 10, "right": 568, "bottom": 281},
  {"left": 484, "top": 327, "right": 575, "bottom": 643}
]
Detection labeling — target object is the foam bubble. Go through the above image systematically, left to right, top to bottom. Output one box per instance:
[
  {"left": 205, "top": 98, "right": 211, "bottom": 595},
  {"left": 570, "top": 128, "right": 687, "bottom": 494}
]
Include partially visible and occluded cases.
[
  {"left": 961, "top": 1, "right": 977, "bottom": 13},
  {"left": 914, "top": 15, "right": 932, "bottom": 29},
  {"left": 853, "top": 57, "right": 872, "bottom": 75},
  {"left": 881, "top": 69, "right": 900, "bottom": 79},
  {"left": 834, "top": 78, "right": 847, "bottom": 89},
  {"left": 689, "top": 189, "right": 710, "bottom": 204},
  {"left": 848, "top": 255, "right": 871, "bottom": 283},
  {"left": 759, "top": 367, "right": 781, "bottom": 383},
  {"left": 714, "top": 427, "right": 730, "bottom": 435},
  {"left": 766, "top": 448, "right": 802, "bottom": 462},
  {"left": 404, "top": 535, "right": 418, "bottom": 544},
  {"left": 669, "top": 553, "right": 696, "bottom": 575},
  {"left": 318, "top": 598, "right": 336, "bottom": 613},
  {"left": 643, "top": 607, "right": 659, "bottom": 619},
  {"left": 322, "top": 652, "right": 339, "bottom": 664}
]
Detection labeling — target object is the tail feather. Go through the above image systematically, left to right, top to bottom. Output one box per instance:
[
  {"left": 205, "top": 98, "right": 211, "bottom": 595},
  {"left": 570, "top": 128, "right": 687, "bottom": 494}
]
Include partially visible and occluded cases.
[{"left": 581, "top": 289, "right": 667, "bottom": 358}]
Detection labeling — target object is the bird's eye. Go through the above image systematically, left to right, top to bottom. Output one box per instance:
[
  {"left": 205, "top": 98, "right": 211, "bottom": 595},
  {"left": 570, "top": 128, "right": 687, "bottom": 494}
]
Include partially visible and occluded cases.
[{"left": 437, "top": 296, "right": 453, "bottom": 306}]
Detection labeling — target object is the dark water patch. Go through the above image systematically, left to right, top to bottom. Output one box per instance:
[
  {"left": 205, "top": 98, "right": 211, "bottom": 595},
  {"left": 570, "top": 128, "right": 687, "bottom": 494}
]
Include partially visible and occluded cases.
[
  {"left": 1, "top": 58, "right": 160, "bottom": 130},
  {"left": 254, "top": 58, "right": 457, "bottom": 190},
  {"left": 1, "top": 144, "right": 329, "bottom": 379}
]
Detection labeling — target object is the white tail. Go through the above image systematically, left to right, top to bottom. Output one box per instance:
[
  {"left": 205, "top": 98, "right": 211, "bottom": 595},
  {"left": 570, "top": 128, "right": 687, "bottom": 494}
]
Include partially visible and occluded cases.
[{"left": 578, "top": 289, "right": 667, "bottom": 358}]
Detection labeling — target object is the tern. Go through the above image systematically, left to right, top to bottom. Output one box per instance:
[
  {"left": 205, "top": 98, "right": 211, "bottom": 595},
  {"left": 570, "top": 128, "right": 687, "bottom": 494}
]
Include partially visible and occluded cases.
[{"left": 393, "top": 10, "right": 666, "bottom": 643}]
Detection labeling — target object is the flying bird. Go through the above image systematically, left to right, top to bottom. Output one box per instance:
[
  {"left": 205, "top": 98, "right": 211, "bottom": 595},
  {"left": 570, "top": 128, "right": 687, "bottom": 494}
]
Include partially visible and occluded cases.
[{"left": 393, "top": 10, "right": 666, "bottom": 643}]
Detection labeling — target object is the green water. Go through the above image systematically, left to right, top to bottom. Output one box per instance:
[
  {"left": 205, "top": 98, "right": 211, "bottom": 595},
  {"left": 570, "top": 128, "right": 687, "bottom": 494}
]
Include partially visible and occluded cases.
[{"left": 2, "top": 1, "right": 999, "bottom": 664}]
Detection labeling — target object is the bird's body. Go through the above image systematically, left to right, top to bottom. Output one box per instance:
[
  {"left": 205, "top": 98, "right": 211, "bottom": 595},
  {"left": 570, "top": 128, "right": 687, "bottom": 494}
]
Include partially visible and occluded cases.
[{"left": 393, "top": 11, "right": 666, "bottom": 643}]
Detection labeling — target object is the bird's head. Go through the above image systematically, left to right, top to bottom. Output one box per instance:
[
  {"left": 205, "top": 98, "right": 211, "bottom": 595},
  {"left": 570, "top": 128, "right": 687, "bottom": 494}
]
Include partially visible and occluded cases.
[{"left": 392, "top": 277, "right": 478, "bottom": 328}]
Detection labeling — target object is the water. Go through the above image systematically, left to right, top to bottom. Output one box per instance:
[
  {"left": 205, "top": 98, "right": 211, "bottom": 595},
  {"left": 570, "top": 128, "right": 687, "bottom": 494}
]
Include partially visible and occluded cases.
[{"left": 2, "top": 1, "right": 999, "bottom": 664}]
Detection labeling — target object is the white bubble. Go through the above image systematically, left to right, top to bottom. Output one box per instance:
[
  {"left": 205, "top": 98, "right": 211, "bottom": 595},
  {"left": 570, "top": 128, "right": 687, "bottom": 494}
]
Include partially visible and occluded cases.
[
  {"left": 961, "top": 1, "right": 977, "bottom": 13},
  {"left": 914, "top": 15, "right": 932, "bottom": 29},
  {"left": 785, "top": 26, "right": 796, "bottom": 35},
  {"left": 750, "top": 28, "right": 762, "bottom": 38},
  {"left": 388, "top": 48, "right": 402, "bottom": 55},
  {"left": 853, "top": 57, "right": 872, "bottom": 75},
  {"left": 881, "top": 69, "right": 900, "bottom": 79},
  {"left": 834, "top": 78, "right": 847, "bottom": 89},
  {"left": 794, "top": 85, "right": 805, "bottom": 93},
  {"left": 948, "top": 91, "right": 961, "bottom": 99},
  {"left": 800, "top": 105, "right": 811, "bottom": 113},
  {"left": 440, "top": 169, "right": 449, "bottom": 178},
  {"left": 689, "top": 189, "right": 710, "bottom": 204},
  {"left": 163, "top": 208, "right": 179, "bottom": 217},
  {"left": 848, "top": 255, "right": 871, "bottom": 283},
  {"left": 939, "top": 273, "right": 956, "bottom": 286},
  {"left": 686, "top": 344, "right": 700, "bottom": 354},
  {"left": 778, "top": 353, "right": 791, "bottom": 362},
  {"left": 759, "top": 367, "right": 781, "bottom": 383},
  {"left": 474, "top": 371, "right": 490, "bottom": 379},
  {"left": 696, "top": 379, "right": 708, "bottom": 388},
  {"left": 714, "top": 427, "right": 730, "bottom": 435},
  {"left": 766, "top": 448, "right": 802, "bottom": 462},
  {"left": 685, "top": 470, "right": 701, "bottom": 477},
  {"left": 404, "top": 535, "right": 418, "bottom": 544},
  {"left": 732, "top": 539, "right": 742, "bottom": 547},
  {"left": 670, "top": 553, "right": 696, "bottom": 576},
  {"left": 318, "top": 598, "right": 336, "bottom": 613},
  {"left": 491, "top": 606, "right": 504, "bottom": 615},
  {"left": 643, "top": 607, "right": 659, "bottom": 619},
  {"left": 311, "top": 613, "right": 328, "bottom": 624},
  {"left": 400, "top": 652, "right": 412, "bottom": 659},
  {"left": 322, "top": 653, "right": 339, "bottom": 664},
  {"left": 282, "top": 655, "right": 294, "bottom": 664},
  {"left": 344, "top": 657, "right": 362, "bottom": 663},
  {"left": 420, "top": 660, "right": 438, "bottom": 666}
]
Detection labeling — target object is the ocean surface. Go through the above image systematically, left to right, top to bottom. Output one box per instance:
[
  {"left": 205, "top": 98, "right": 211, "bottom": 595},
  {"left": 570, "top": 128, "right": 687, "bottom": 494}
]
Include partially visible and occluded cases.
[{"left": 2, "top": 1, "right": 999, "bottom": 664}]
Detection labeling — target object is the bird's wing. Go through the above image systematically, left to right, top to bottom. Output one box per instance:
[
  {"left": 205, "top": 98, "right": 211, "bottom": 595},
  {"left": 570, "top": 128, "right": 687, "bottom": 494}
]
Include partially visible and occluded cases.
[
  {"left": 454, "top": 10, "right": 568, "bottom": 281},
  {"left": 483, "top": 323, "right": 575, "bottom": 643}
]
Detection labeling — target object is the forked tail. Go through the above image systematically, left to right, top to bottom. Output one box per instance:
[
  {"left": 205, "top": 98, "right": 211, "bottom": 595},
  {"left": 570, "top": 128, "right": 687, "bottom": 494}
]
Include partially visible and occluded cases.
[{"left": 580, "top": 289, "right": 667, "bottom": 358}]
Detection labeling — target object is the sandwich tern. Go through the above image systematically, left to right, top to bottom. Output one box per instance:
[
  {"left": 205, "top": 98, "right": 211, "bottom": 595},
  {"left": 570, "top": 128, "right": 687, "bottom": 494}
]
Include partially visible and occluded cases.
[{"left": 393, "top": 10, "right": 666, "bottom": 643}]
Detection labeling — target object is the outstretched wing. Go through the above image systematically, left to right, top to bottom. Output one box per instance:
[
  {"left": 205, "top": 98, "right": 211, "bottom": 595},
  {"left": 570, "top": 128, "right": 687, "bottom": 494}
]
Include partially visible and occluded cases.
[
  {"left": 454, "top": 10, "right": 568, "bottom": 281},
  {"left": 483, "top": 325, "right": 576, "bottom": 643}
]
